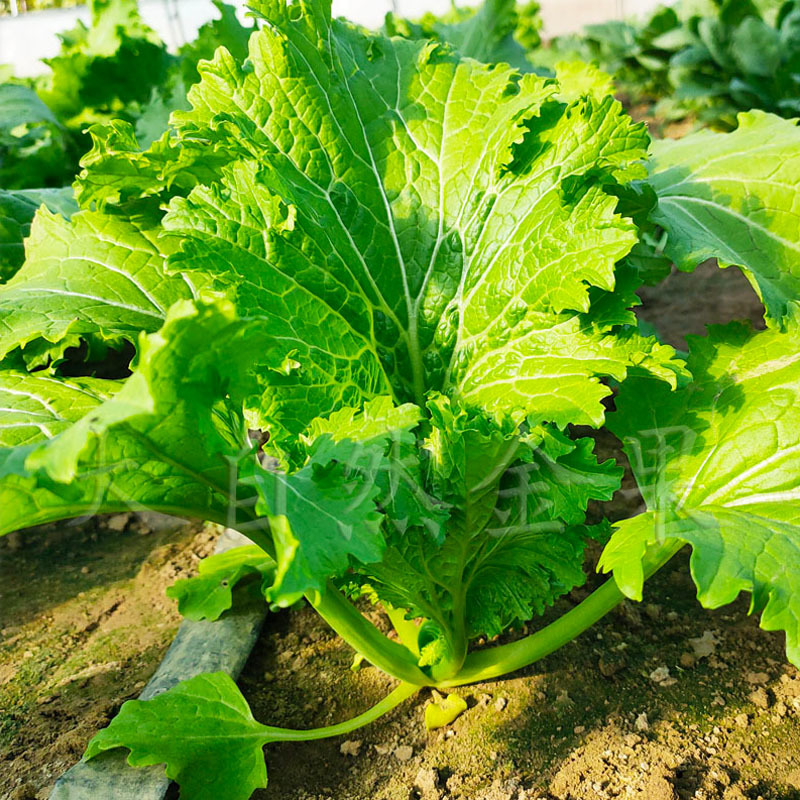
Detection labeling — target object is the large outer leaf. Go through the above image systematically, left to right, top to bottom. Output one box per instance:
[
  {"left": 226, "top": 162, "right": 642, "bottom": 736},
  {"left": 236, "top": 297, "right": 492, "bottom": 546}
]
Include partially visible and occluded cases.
[
  {"left": 161, "top": 0, "right": 680, "bottom": 439},
  {"left": 645, "top": 110, "right": 800, "bottom": 327},
  {"left": 0, "top": 188, "right": 77, "bottom": 283},
  {"left": 0, "top": 208, "right": 198, "bottom": 361},
  {"left": 0, "top": 300, "right": 268, "bottom": 538},
  {"left": 600, "top": 318, "right": 800, "bottom": 665},
  {"left": 0, "top": 372, "right": 121, "bottom": 534},
  {"left": 0, "top": 372, "right": 115, "bottom": 449},
  {"left": 84, "top": 670, "right": 414, "bottom": 800},
  {"left": 85, "top": 673, "right": 271, "bottom": 800}
]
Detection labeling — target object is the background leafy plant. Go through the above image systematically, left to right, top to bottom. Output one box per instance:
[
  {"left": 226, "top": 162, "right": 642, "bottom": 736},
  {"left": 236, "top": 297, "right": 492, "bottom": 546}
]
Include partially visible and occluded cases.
[
  {"left": 0, "top": 0, "right": 254, "bottom": 194},
  {"left": 384, "top": 0, "right": 543, "bottom": 73},
  {"left": 541, "top": 0, "right": 800, "bottom": 127},
  {"left": 664, "top": 0, "right": 800, "bottom": 127}
]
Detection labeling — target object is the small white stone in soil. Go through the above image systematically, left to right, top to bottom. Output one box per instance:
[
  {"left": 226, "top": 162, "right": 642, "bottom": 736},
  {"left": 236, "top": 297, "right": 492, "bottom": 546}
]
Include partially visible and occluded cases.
[
  {"left": 689, "top": 630, "right": 718, "bottom": 659},
  {"left": 649, "top": 666, "right": 671, "bottom": 684},
  {"left": 634, "top": 712, "right": 649, "bottom": 732},
  {"left": 339, "top": 740, "right": 361, "bottom": 757},
  {"left": 393, "top": 745, "right": 414, "bottom": 762},
  {"left": 413, "top": 767, "right": 439, "bottom": 795}
]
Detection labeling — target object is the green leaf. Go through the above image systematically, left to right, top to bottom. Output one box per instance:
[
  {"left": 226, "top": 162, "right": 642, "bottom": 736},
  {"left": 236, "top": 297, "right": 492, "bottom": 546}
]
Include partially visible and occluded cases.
[
  {"left": 39, "top": 0, "right": 172, "bottom": 120},
  {"left": 178, "top": 0, "right": 255, "bottom": 83},
  {"left": 383, "top": 0, "right": 537, "bottom": 72},
  {"left": 133, "top": 1, "right": 256, "bottom": 150},
  {"left": 160, "top": 5, "right": 676, "bottom": 433},
  {"left": 731, "top": 16, "right": 781, "bottom": 76},
  {"left": 553, "top": 61, "right": 616, "bottom": 103},
  {"left": 134, "top": 72, "right": 192, "bottom": 150},
  {"left": 0, "top": 83, "right": 60, "bottom": 134},
  {"left": 0, "top": 84, "right": 70, "bottom": 190},
  {"left": 645, "top": 111, "right": 800, "bottom": 327},
  {"left": 76, "top": 121, "right": 226, "bottom": 209},
  {"left": 0, "top": 187, "right": 77, "bottom": 283},
  {"left": 0, "top": 208, "right": 198, "bottom": 362},
  {"left": 0, "top": 299, "right": 270, "bottom": 538},
  {"left": 600, "top": 318, "right": 800, "bottom": 665},
  {"left": 0, "top": 372, "right": 121, "bottom": 535},
  {"left": 0, "top": 372, "right": 116, "bottom": 449},
  {"left": 303, "top": 396, "right": 422, "bottom": 447},
  {"left": 305, "top": 397, "right": 449, "bottom": 546},
  {"left": 459, "top": 425, "right": 620, "bottom": 638},
  {"left": 522, "top": 427, "right": 623, "bottom": 526},
  {"left": 249, "top": 439, "right": 387, "bottom": 606},
  {"left": 167, "top": 545, "right": 275, "bottom": 621},
  {"left": 84, "top": 673, "right": 270, "bottom": 800},
  {"left": 425, "top": 691, "right": 468, "bottom": 730}
]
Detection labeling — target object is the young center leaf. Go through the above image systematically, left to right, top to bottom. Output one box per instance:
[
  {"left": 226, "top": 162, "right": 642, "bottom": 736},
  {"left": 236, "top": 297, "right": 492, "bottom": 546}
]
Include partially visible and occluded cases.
[
  {"left": 600, "top": 315, "right": 800, "bottom": 664},
  {"left": 359, "top": 397, "right": 622, "bottom": 652}
]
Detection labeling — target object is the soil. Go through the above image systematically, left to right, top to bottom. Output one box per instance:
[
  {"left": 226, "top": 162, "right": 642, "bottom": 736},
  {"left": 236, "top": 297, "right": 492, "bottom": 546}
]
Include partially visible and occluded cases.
[
  {"left": 1, "top": 252, "right": 796, "bottom": 800},
  {"left": 0, "top": 514, "right": 218, "bottom": 799}
]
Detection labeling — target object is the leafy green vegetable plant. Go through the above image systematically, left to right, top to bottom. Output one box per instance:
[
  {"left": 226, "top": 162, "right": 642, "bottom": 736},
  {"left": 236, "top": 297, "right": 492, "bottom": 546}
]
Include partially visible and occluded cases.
[
  {"left": 0, "top": 0, "right": 254, "bottom": 192},
  {"left": 384, "top": 0, "right": 543, "bottom": 72},
  {"left": 543, "top": 0, "right": 800, "bottom": 128},
  {"left": 664, "top": 0, "right": 800, "bottom": 127},
  {"left": 2, "top": 1, "right": 800, "bottom": 798},
  {"left": 539, "top": 5, "right": 685, "bottom": 101},
  {"left": 0, "top": 83, "right": 71, "bottom": 189}
]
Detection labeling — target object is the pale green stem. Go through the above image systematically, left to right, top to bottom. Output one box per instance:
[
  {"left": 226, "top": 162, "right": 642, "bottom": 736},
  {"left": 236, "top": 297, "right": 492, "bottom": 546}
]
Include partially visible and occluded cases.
[
  {"left": 439, "top": 541, "right": 684, "bottom": 687},
  {"left": 310, "top": 583, "right": 433, "bottom": 686},
  {"left": 384, "top": 605, "right": 421, "bottom": 656},
  {"left": 264, "top": 682, "right": 419, "bottom": 742}
]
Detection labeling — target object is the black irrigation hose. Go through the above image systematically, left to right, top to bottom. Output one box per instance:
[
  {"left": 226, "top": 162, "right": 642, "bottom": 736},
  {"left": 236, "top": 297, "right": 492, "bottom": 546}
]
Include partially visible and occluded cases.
[{"left": 49, "top": 530, "right": 267, "bottom": 800}]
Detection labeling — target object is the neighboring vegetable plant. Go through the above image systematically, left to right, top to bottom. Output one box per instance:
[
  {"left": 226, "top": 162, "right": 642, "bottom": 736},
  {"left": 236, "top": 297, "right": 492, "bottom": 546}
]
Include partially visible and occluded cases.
[
  {"left": 0, "top": 0, "right": 254, "bottom": 190},
  {"left": 0, "top": 0, "right": 253, "bottom": 289},
  {"left": 384, "top": 0, "right": 543, "bottom": 72},
  {"left": 542, "top": 0, "right": 800, "bottom": 127},
  {"left": 664, "top": 0, "right": 800, "bottom": 127},
  {"left": 1, "top": 1, "right": 800, "bottom": 798},
  {"left": 539, "top": 5, "right": 684, "bottom": 101},
  {"left": 0, "top": 83, "right": 72, "bottom": 189}
]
